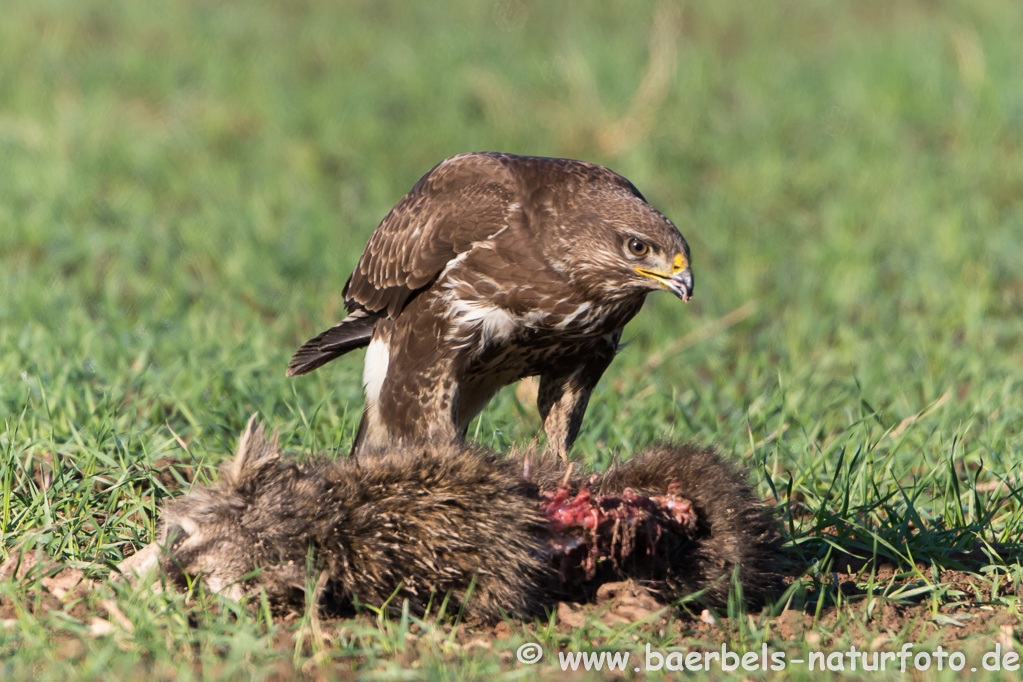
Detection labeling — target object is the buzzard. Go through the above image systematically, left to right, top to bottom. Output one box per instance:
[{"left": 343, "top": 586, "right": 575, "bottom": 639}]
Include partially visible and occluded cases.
[{"left": 288, "top": 152, "right": 693, "bottom": 458}]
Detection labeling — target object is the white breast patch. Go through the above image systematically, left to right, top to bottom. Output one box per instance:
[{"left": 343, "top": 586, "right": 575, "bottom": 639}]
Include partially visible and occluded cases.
[{"left": 449, "top": 300, "right": 518, "bottom": 343}]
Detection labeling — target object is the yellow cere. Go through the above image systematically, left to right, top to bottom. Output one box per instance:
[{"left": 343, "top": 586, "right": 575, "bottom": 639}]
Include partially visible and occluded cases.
[{"left": 636, "top": 253, "right": 687, "bottom": 285}]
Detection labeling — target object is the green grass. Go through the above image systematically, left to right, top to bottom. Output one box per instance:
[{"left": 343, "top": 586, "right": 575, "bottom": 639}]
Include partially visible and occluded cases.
[{"left": 2, "top": 0, "right": 1022, "bottom": 678}]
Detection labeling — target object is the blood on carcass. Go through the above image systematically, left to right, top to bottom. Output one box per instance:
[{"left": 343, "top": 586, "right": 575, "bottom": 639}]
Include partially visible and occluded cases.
[{"left": 539, "top": 476, "right": 698, "bottom": 579}]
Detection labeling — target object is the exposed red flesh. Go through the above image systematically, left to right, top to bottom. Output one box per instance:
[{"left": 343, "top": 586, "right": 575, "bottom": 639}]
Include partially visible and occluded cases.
[{"left": 538, "top": 476, "right": 698, "bottom": 579}]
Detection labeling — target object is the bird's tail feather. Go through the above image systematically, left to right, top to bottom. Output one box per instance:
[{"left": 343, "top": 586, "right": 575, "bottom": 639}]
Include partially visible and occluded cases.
[{"left": 286, "top": 310, "right": 379, "bottom": 377}]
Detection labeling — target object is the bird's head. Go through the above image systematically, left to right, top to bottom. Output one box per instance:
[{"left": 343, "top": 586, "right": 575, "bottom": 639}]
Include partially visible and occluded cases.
[
  {"left": 523, "top": 159, "right": 693, "bottom": 305},
  {"left": 561, "top": 201, "right": 693, "bottom": 304},
  {"left": 618, "top": 231, "right": 693, "bottom": 302}
]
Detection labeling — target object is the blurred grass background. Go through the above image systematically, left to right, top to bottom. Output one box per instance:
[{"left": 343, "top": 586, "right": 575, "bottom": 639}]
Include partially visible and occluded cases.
[{"left": 1, "top": 0, "right": 1023, "bottom": 678}]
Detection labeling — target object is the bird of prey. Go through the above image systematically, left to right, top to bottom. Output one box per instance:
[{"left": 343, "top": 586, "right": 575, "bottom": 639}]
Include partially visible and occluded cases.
[{"left": 288, "top": 152, "right": 693, "bottom": 459}]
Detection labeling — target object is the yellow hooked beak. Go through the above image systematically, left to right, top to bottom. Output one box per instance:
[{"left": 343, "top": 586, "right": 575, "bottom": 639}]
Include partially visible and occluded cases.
[{"left": 636, "top": 253, "right": 694, "bottom": 302}]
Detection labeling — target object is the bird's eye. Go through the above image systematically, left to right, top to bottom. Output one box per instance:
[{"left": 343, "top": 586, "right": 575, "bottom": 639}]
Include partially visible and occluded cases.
[{"left": 627, "top": 238, "right": 650, "bottom": 257}]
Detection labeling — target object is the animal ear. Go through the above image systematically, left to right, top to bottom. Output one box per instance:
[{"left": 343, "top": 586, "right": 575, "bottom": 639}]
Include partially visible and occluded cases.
[{"left": 222, "top": 413, "right": 281, "bottom": 491}]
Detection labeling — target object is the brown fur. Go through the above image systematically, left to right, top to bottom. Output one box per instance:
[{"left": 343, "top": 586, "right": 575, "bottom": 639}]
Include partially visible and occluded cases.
[
  {"left": 159, "top": 416, "right": 549, "bottom": 622},
  {"left": 158, "top": 418, "right": 779, "bottom": 621}
]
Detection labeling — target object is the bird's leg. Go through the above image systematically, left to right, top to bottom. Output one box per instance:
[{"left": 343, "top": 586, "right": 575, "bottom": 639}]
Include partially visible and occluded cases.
[
  {"left": 352, "top": 316, "right": 465, "bottom": 458},
  {"left": 537, "top": 343, "right": 616, "bottom": 459},
  {"left": 537, "top": 371, "right": 596, "bottom": 460}
]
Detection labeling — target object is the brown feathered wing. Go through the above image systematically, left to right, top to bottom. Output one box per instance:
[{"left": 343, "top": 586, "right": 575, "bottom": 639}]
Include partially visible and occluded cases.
[{"left": 286, "top": 153, "right": 521, "bottom": 377}]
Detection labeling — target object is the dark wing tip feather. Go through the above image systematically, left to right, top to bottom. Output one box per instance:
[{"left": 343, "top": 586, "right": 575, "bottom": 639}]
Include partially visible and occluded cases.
[
  {"left": 286, "top": 314, "right": 378, "bottom": 377},
  {"left": 285, "top": 343, "right": 338, "bottom": 377}
]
